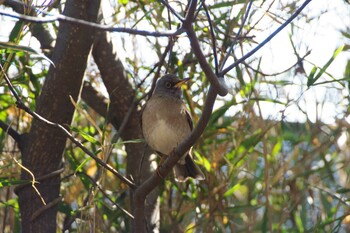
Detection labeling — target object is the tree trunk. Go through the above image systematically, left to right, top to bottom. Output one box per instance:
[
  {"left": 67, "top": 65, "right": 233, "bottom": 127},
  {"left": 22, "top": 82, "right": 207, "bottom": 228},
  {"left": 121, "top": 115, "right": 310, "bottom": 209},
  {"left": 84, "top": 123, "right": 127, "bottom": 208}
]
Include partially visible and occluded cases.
[{"left": 15, "top": 1, "right": 100, "bottom": 232}]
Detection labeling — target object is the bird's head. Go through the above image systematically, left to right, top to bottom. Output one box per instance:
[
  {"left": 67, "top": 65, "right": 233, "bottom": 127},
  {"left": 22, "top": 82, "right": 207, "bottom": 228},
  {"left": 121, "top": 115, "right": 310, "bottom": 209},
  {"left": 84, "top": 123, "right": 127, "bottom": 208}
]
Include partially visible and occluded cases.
[{"left": 153, "top": 74, "right": 190, "bottom": 99}]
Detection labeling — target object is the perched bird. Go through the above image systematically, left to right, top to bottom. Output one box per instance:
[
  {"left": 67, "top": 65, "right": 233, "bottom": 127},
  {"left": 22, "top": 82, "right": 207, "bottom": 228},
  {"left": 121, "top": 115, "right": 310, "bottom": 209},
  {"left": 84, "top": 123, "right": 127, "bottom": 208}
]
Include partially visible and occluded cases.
[{"left": 141, "top": 74, "right": 205, "bottom": 182}]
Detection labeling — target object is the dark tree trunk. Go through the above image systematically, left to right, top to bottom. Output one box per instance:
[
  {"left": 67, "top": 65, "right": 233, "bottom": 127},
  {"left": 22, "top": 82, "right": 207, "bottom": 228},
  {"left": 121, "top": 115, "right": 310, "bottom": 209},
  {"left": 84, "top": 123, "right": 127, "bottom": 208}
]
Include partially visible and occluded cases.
[{"left": 15, "top": 0, "right": 101, "bottom": 232}]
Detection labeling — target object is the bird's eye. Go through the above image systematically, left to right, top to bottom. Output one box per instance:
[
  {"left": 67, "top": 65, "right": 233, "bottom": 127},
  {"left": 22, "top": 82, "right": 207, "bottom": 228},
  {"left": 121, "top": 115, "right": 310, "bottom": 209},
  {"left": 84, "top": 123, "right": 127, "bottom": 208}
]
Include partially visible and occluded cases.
[{"left": 165, "top": 82, "right": 172, "bottom": 88}]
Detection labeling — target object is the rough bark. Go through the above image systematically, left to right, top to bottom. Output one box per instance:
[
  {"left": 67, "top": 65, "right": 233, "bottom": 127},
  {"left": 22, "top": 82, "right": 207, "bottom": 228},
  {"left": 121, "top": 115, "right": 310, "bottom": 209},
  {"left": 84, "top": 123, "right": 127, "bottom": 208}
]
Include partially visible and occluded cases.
[
  {"left": 15, "top": 0, "right": 100, "bottom": 232},
  {"left": 92, "top": 31, "right": 160, "bottom": 232}
]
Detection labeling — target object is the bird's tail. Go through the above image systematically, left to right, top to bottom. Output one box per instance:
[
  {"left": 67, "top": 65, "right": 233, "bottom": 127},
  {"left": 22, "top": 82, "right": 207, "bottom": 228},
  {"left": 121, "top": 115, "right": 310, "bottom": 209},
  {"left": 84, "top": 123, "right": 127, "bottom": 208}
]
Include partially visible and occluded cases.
[{"left": 173, "top": 154, "right": 205, "bottom": 182}]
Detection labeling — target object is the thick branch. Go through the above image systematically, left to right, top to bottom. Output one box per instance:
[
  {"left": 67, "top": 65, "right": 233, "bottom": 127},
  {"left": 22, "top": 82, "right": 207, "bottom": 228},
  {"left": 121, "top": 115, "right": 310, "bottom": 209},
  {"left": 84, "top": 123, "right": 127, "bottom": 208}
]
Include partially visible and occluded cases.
[
  {"left": 183, "top": 0, "right": 197, "bottom": 25},
  {"left": 185, "top": 25, "right": 228, "bottom": 96},
  {"left": 81, "top": 81, "right": 109, "bottom": 118}
]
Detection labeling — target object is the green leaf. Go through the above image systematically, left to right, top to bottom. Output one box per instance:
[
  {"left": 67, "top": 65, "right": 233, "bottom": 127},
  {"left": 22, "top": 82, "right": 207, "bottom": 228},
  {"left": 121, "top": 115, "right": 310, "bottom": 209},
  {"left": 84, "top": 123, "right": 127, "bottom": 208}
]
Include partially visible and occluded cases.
[
  {"left": 118, "top": 0, "right": 128, "bottom": 5},
  {"left": 208, "top": 0, "right": 247, "bottom": 10},
  {"left": 9, "top": 21, "right": 24, "bottom": 42},
  {"left": 0, "top": 41, "right": 54, "bottom": 67},
  {"left": 308, "top": 45, "right": 344, "bottom": 87},
  {"left": 345, "top": 60, "right": 350, "bottom": 93},
  {"left": 307, "top": 66, "right": 317, "bottom": 87},
  {"left": 208, "top": 102, "right": 232, "bottom": 127},
  {"left": 71, "top": 127, "right": 100, "bottom": 146},
  {"left": 241, "top": 129, "right": 263, "bottom": 150},
  {"left": 80, "top": 131, "right": 99, "bottom": 144},
  {"left": 271, "top": 139, "right": 282, "bottom": 157},
  {"left": 193, "top": 150, "right": 211, "bottom": 172},
  {"left": 65, "top": 151, "right": 92, "bottom": 189},
  {"left": 75, "top": 157, "right": 92, "bottom": 174},
  {"left": 0, "top": 179, "right": 29, "bottom": 188},
  {"left": 224, "top": 183, "right": 241, "bottom": 197},
  {"left": 336, "top": 188, "right": 350, "bottom": 194},
  {"left": 294, "top": 211, "right": 305, "bottom": 232}
]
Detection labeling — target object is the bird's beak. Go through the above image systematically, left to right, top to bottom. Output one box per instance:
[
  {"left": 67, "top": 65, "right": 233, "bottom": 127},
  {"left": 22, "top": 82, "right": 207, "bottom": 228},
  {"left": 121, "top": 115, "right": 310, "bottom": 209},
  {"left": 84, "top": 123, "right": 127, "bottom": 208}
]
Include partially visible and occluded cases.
[{"left": 174, "top": 78, "right": 190, "bottom": 88}]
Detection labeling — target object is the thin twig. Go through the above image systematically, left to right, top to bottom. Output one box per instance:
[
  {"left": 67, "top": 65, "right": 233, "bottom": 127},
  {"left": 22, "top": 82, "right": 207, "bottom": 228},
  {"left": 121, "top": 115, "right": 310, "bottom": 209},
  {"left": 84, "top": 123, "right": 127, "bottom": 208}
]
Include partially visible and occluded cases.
[
  {"left": 159, "top": 0, "right": 184, "bottom": 22},
  {"left": 219, "top": 0, "right": 313, "bottom": 76},
  {"left": 219, "top": 0, "right": 254, "bottom": 72},
  {"left": 202, "top": 2, "right": 219, "bottom": 74},
  {"left": 0, "top": 8, "right": 181, "bottom": 37},
  {"left": 0, "top": 120, "right": 21, "bottom": 144},
  {"left": 11, "top": 153, "right": 47, "bottom": 205},
  {"left": 86, "top": 174, "right": 134, "bottom": 219}
]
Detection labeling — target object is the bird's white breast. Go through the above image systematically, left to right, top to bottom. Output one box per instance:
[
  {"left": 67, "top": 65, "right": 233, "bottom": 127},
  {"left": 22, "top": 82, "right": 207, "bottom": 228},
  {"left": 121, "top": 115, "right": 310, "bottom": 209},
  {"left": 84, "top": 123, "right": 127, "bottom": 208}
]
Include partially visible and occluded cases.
[{"left": 142, "top": 97, "right": 191, "bottom": 156}]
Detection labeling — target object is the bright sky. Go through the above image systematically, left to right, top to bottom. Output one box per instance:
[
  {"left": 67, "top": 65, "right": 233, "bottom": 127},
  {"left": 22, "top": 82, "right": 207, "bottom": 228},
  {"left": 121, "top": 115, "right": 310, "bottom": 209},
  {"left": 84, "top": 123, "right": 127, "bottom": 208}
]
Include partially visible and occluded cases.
[{"left": 257, "top": 0, "right": 350, "bottom": 124}]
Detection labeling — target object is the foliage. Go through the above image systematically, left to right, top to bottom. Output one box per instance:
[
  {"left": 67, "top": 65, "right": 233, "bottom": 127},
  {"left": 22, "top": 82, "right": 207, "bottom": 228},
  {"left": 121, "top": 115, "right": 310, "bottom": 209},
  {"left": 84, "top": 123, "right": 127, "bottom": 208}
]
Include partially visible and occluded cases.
[{"left": 1, "top": 0, "right": 350, "bottom": 232}]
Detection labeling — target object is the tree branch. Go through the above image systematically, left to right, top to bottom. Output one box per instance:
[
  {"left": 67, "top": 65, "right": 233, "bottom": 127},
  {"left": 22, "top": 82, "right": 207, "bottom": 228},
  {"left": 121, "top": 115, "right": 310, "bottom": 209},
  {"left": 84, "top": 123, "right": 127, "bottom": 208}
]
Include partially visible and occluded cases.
[
  {"left": 159, "top": 0, "right": 184, "bottom": 22},
  {"left": 219, "top": 0, "right": 313, "bottom": 76},
  {"left": 219, "top": 0, "right": 254, "bottom": 71},
  {"left": 133, "top": 1, "right": 224, "bottom": 231},
  {"left": 202, "top": 2, "right": 219, "bottom": 74},
  {"left": 0, "top": 4, "right": 181, "bottom": 37},
  {"left": 185, "top": 26, "right": 228, "bottom": 96},
  {"left": 81, "top": 81, "right": 109, "bottom": 119},
  {"left": 0, "top": 120, "right": 22, "bottom": 144}
]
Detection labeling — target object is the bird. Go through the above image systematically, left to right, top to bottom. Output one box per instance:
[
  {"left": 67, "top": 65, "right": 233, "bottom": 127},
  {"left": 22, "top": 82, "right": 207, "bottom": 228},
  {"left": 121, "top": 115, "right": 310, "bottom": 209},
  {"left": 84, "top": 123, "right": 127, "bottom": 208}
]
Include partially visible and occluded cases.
[{"left": 141, "top": 74, "right": 205, "bottom": 182}]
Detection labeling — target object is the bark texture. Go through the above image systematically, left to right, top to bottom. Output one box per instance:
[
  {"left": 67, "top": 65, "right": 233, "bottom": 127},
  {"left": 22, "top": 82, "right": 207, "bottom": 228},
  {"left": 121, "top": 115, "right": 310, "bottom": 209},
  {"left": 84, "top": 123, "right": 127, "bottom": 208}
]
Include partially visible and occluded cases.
[{"left": 16, "top": 1, "right": 100, "bottom": 232}]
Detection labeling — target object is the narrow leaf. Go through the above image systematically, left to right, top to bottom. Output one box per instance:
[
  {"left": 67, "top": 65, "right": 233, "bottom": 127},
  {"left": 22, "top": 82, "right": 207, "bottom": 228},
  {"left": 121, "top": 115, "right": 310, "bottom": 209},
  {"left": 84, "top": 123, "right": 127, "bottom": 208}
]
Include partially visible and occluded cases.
[
  {"left": 0, "top": 41, "right": 55, "bottom": 67},
  {"left": 311, "top": 45, "right": 345, "bottom": 86}
]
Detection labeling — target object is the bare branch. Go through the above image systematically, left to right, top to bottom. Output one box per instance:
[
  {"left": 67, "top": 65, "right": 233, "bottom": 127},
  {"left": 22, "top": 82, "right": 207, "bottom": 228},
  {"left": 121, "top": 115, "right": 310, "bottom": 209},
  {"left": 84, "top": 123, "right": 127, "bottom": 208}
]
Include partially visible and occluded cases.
[
  {"left": 159, "top": 0, "right": 184, "bottom": 22},
  {"left": 183, "top": 0, "right": 197, "bottom": 25},
  {"left": 219, "top": 0, "right": 313, "bottom": 76},
  {"left": 219, "top": 0, "right": 254, "bottom": 71},
  {"left": 132, "top": 1, "right": 227, "bottom": 231},
  {"left": 202, "top": 2, "right": 219, "bottom": 74},
  {"left": 0, "top": 7, "right": 180, "bottom": 37},
  {"left": 81, "top": 81, "right": 109, "bottom": 119},
  {"left": 0, "top": 120, "right": 22, "bottom": 144},
  {"left": 30, "top": 197, "right": 62, "bottom": 222}
]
